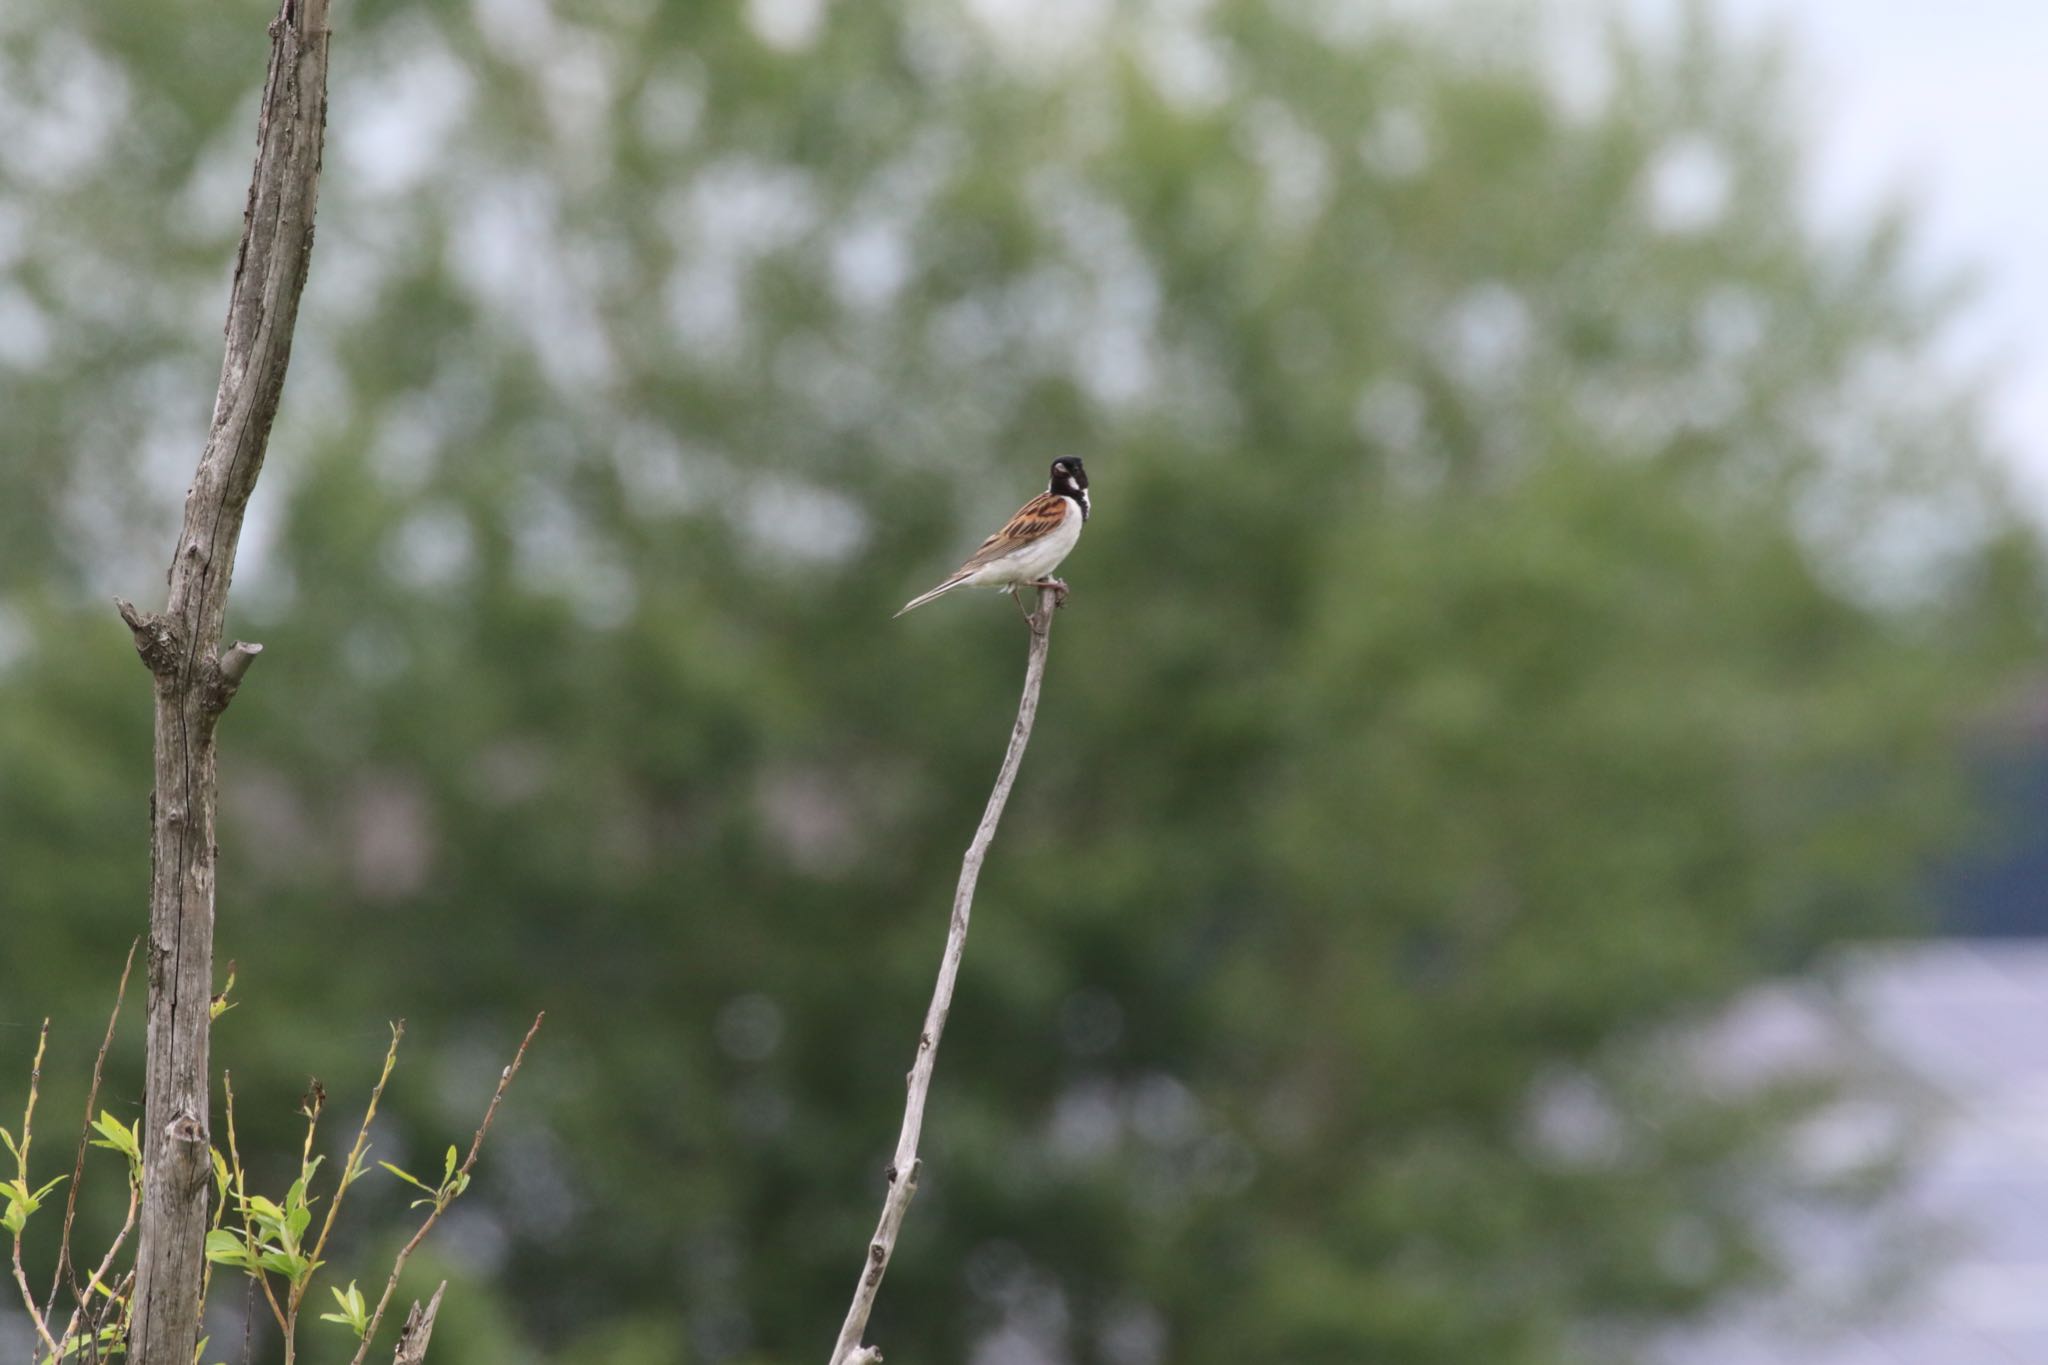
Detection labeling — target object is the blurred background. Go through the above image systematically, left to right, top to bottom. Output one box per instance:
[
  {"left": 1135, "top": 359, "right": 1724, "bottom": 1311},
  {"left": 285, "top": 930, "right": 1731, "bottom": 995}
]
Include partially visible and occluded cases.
[{"left": 2, "top": 0, "right": 2046, "bottom": 1361}]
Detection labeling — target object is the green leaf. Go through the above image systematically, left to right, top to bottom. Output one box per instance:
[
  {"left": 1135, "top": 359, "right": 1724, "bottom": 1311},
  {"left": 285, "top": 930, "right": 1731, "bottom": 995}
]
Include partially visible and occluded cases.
[
  {"left": 210, "top": 968, "right": 237, "bottom": 1021},
  {"left": 89, "top": 1112, "right": 137, "bottom": 1159},
  {"left": 0, "top": 1127, "right": 17, "bottom": 1163},
  {"left": 443, "top": 1145, "right": 458, "bottom": 1182},
  {"left": 378, "top": 1161, "right": 436, "bottom": 1194},
  {"left": 282, "top": 1170, "right": 317, "bottom": 1249},
  {"left": 0, "top": 1173, "right": 64, "bottom": 1227},
  {"left": 204, "top": 1229, "right": 257, "bottom": 1268},
  {"left": 257, "top": 1248, "right": 304, "bottom": 1279},
  {"left": 322, "top": 1280, "right": 369, "bottom": 1337},
  {"left": 62, "top": 1322, "right": 131, "bottom": 1361}
]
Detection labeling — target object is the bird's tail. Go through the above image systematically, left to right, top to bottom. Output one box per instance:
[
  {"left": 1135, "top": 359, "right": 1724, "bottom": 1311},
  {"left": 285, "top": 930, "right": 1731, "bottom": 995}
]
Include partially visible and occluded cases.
[{"left": 894, "top": 573, "right": 973, "bottom": 618}]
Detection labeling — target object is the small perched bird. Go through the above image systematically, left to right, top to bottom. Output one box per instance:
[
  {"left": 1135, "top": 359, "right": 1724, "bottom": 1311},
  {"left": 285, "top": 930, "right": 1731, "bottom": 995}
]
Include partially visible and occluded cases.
[{"left": 895, "top": 457, "right": 1091, "bottom": 618}]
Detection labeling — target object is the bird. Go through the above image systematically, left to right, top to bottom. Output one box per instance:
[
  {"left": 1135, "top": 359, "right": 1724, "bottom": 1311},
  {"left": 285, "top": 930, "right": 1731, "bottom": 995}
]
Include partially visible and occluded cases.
[{"left": 895, "top": 457, "right": 1090, "bottom": 618}]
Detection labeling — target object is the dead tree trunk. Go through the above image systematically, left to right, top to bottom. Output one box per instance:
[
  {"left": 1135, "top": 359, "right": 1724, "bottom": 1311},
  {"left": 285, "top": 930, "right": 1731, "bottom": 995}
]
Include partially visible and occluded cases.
[{"left": 117, "top": 2, "right": 332, "bottom": 1359}]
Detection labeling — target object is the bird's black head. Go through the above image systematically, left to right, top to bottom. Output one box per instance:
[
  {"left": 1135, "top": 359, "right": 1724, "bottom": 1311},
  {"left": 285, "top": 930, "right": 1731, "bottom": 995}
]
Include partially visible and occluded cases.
[{"left": 1049, "top": 456, "right": 1090, "bottom": 520}]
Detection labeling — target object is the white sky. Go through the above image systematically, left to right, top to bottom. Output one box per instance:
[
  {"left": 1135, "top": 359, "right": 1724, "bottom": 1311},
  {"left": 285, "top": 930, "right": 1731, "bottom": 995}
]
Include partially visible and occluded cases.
[{"left": 1659, "top": 0, "right": 2048, "bottom": 512}]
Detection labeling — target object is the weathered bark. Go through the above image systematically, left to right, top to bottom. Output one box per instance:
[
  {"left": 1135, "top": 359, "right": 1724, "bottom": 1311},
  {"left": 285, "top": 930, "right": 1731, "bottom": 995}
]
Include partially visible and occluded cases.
[
  {"left": 118, "top": 1, "right": 332, "bottom": 1359},
  {"left": 828, "top": 585, "right": 1061, "bottom": 1365},
  {"left": 389, "top": 1283, "right": 447, "bottom": 1365}
]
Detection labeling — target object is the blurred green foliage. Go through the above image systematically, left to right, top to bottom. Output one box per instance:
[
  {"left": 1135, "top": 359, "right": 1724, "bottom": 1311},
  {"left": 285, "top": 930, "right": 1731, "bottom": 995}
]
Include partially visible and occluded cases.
[{"left": 0, "top": 0, "right": 2041, "bottom": 1362}]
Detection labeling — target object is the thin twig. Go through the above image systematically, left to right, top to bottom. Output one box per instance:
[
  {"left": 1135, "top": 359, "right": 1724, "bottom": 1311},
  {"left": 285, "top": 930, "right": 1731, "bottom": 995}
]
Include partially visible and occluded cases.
[
  {"left": 827, "top": 584, "right": 1061, "bottom": 1365},
  {"left": 47, "top": 940, "right": 138, "bottom": 1329},
  {"left": 347, "top": 1013, "right": 544, "bottom": 1365},
  {"left": 10, "top": 1020, "right": 66, "bottom": 1363},
  {"left": 292, "top": 1022, "right": 404, "bottom": 1325},
  {"left": 276, "top": 1023, "right": 402, "bottom": 1355},
  {"left": 223, "top": 1072, "right": 290, "bottom": 1339},
  {"left": 275, "top": 1077, "right": 328, "bottom": 1365},
  {"left": 194, "top": 1079, "right": 239, "bottom": 1330},
  {"left": 55, "top": 1178, "right": 139, "bottom": 1361},
  {"left": 75, "top": 1183, "right": 137, "bottom": 1316},
  {"left": 13, "top": 1243, "right": 59, "bottom": 1365},
  {"left": 70, "top": 1268, "right": 130, "bottom": 1365}
]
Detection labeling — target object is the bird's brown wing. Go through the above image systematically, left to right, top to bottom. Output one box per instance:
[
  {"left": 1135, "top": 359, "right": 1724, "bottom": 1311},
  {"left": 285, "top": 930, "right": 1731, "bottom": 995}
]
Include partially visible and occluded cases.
[{"left": 956, "top": 493, "right": 1070, "bottom": 572}]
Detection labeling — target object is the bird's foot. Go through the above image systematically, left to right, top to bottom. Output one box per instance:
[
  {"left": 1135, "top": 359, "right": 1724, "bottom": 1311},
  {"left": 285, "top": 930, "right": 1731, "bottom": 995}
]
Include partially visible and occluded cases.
[{"left": 1029, "top": 578, "right": 1070, "bottom": 609}]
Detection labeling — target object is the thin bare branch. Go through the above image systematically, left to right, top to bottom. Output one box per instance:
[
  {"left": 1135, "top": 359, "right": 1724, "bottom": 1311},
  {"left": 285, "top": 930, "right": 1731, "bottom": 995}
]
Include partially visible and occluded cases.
[
  {"left": 828, "top": 584, "right": 1062, "bottom": 1365},
  {"left": 47, "top": 940, "right": 138, "bottom": 1327},
  {"left": 347, "top": 1013, "right": 545, "bottom": 1365},
  {"left": 10, "top": 1020, "right": 66, "bottom": 1363},
  {"left": 277, "top": 1022, "right": 405, "bottom": 1353},
  {"left": 308, "top": 1023, "right": 404, "bottom": 1273},
  {"left": 223, "top": 1073, "right": 290, "bottom": 1340},
  {"left": 270, "top": 1078, "right": 330, "bottom": 1365},
  {"left": 194, "top": 1084, "right": 238, "bottom": 1330},
  {"left": 56, "top": 1178, "right": 139, "bottom": 1361},
  {"left": 11, "top": 1239, "right": 57, "bottom": 1362},
  {"left": 63, "top": 1267, "right": 131, "bottom": 1365}
]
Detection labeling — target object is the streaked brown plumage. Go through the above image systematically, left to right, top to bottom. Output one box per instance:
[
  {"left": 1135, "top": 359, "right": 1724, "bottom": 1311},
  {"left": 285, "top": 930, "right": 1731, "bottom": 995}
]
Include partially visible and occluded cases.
[{"left": 895, "top": 458, "right": 1091, "bottom": 617}]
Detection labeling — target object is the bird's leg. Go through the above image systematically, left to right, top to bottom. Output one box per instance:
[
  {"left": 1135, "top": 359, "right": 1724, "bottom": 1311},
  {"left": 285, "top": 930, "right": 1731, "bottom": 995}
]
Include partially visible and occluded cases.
[
  {"left": 1029, "top": 578, "right": 1070, "bottom": 609},
  {"left": 1009, "top": 585, "right": 1035, "bottom": 622}
]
